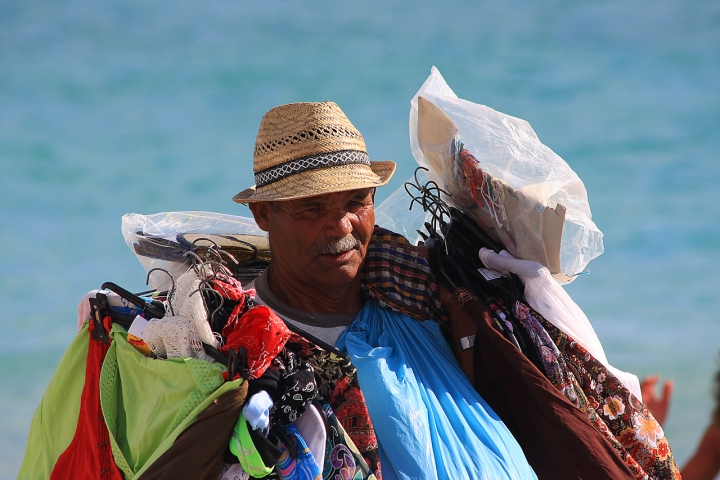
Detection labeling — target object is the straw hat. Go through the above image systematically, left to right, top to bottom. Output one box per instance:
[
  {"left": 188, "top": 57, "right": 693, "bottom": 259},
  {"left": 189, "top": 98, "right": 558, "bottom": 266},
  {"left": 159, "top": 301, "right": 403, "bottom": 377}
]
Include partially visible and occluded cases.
[{"left": 232, "top": 101, "right": 396, "bottom": 203}]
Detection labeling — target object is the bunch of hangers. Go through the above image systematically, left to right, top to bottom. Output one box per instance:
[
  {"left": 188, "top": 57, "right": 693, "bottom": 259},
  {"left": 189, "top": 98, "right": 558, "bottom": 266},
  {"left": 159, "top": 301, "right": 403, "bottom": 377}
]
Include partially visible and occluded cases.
[
  {"left": 404, "top": 166, "right": 543, "bottom": 370},
  {"left": 89, "top": 236, "right": 251, "bottom": 380}
]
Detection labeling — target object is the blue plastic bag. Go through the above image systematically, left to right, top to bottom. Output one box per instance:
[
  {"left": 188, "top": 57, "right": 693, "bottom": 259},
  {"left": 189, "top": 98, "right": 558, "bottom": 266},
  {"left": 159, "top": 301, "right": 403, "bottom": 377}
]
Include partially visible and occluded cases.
[{"left": 336, "top": 301, "right": 536, "bottom": 480}]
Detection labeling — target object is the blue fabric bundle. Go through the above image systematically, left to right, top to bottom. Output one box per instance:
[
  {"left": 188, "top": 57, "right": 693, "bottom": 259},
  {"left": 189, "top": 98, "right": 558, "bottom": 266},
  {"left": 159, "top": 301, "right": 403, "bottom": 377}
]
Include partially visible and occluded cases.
[{"left": 336, "top": 300, "right": 536, "bottom": 480}]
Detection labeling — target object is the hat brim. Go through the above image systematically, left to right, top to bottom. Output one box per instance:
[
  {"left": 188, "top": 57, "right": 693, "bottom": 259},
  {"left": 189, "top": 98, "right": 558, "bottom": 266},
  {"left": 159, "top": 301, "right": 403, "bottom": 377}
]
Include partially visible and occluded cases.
[{"left": 232, "top": 160, "right": 396, "bottom": 203}]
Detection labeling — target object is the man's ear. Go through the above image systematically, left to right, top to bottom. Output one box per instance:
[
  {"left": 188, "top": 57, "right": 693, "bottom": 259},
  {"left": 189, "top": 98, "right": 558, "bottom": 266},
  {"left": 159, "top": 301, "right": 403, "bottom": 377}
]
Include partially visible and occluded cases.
[{"left": 248, "top": 202, "right": 272, "bottom": 232}]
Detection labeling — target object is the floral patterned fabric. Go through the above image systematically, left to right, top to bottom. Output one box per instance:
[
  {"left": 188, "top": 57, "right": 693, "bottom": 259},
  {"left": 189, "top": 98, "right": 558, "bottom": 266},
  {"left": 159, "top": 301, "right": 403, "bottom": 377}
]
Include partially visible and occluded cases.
[
  {"left": 513, "top": 301, "right": 681, "bottom": 480},
  {"left": 513, "top": 302, "right": 577, "bottom": 401}
]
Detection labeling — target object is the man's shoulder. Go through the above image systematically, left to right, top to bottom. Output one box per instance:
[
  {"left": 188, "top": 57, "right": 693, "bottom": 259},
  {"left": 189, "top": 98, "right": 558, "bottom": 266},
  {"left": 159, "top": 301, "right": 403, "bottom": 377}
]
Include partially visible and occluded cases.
[{"left": 363, "top": 225, "right": 447, "bottom": 323}]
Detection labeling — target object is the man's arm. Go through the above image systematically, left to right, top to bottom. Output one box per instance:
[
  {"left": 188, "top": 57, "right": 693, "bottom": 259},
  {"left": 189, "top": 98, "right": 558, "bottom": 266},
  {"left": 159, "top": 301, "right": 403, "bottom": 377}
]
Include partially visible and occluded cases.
[
  {"left": 419, "top": 244, "right": 478, "bottom": 384},
  {"left": 438, "top": 283, "right": 477, "bottom": 385}
]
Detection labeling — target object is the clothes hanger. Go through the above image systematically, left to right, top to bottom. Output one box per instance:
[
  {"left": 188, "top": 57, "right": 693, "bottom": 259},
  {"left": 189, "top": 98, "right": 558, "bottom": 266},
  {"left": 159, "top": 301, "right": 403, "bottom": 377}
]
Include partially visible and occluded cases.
[
  {"left": 404, "top": 167, "right": 542, "bottom": 357},
  {"left": 146, "top": 267, "right": 176, "bottom": 315},
  {"left": 100, "top": 282, "right": 166, "bottom": 319}
]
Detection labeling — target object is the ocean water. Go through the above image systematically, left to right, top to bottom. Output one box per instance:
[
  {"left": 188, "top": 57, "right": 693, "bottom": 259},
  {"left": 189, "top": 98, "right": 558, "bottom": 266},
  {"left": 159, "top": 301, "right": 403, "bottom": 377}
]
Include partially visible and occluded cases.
[{"left": 1, "top": 0, "right": 719, "bottom": 477}]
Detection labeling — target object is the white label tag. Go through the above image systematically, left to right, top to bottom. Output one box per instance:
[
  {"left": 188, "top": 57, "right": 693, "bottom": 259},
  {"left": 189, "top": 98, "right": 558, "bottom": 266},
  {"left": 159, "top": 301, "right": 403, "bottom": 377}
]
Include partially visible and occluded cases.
[
  {"left": 477, "top": 268, "right": 506, "bottom": 281},
  {"left": 128, "top": 315, "right": 149, "bottom": 339}
]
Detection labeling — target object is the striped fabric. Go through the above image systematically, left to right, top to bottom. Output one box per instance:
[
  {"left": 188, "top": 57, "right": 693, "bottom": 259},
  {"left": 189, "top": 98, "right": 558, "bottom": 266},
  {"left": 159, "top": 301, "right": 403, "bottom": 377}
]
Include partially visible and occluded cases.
[{"left": 361, "top": 226, "right": 448, "bottom": 324}]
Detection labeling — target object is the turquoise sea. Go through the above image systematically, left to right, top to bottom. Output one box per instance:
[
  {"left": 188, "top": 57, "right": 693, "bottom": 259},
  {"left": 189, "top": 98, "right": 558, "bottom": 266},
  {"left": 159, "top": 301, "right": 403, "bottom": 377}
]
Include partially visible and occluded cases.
[{"left": 1, "top": 0, "right": 719, "bottom": 477}]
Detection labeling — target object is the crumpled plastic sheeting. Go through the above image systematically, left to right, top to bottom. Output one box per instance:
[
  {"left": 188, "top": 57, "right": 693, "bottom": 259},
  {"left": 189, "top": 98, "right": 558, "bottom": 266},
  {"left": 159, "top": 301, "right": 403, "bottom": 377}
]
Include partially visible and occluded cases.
[
  {"left": 409, "top": 67, "right": 604, "bottom": 280},
  {"left": 122, "top": 206, "right": 430, "bottom": 284},
  {"left": 122, "top": 211, "right": 266, "bottom": 290}
]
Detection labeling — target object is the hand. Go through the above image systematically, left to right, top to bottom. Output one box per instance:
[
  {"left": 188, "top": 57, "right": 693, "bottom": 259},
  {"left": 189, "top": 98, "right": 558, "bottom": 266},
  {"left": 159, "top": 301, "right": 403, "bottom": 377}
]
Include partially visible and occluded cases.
[{"left": 640, "top": 375, "right": 674, "bottom": 426}]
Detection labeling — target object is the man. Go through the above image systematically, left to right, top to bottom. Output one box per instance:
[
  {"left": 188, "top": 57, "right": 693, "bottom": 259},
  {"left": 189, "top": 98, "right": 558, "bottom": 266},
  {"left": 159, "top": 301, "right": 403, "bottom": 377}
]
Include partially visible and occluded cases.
[
  {"left": 231, "top": 100, "right": 685, "bottom": 480},
  {"left": 21, "top": 101, "right": 674, "bottom": 479},
  {"left": 232, "top": 101, "right": 536, "bottom": 479},
  {"left": 233, "top": 101, "right": 393, "bottom": 345},
  {"left": 245, "top": 186, "right": 377, "bottom": 344}
]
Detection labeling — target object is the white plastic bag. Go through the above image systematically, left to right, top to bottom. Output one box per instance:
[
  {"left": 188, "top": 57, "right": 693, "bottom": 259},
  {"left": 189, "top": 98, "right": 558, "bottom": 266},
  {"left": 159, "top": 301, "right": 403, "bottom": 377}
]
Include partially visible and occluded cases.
[
  {"left": 410, "top": 67, "right": 604, "bottom": 282},
  {"left": 374, "top": 169, "right": 432, "bottom": 243},
  {"left": 123, "top": 202, "right": 427, "bottom": 286}
]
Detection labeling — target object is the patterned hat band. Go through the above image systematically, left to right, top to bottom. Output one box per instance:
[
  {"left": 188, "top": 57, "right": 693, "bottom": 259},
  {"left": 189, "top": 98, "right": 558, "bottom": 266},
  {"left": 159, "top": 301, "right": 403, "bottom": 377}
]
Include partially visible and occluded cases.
[{"left": 254, "top": 150, "right": 371, "bottom": 188}]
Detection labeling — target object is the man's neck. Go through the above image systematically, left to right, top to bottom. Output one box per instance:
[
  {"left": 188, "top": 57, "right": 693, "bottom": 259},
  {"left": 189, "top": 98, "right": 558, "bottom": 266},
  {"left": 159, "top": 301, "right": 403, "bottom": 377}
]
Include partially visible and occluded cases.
[{"left": 265, "top": 264, "right": 364, "bottom": 315}]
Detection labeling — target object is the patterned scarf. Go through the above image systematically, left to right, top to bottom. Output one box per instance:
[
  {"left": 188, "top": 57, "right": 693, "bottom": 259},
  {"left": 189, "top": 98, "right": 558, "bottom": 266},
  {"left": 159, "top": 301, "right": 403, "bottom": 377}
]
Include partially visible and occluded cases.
[{"left": 361, "top": 226, "right": 447, "bottom": 324}]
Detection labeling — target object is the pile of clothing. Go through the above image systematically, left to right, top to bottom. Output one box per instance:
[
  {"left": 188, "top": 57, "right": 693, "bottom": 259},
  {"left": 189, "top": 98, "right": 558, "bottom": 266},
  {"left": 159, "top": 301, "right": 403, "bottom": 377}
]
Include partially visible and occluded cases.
[
  {"left": 20, "top": 207, "right": 682, "bottom": 480},
  {"left": 20, "top": 244, "right": 377, "bottom": 480}
]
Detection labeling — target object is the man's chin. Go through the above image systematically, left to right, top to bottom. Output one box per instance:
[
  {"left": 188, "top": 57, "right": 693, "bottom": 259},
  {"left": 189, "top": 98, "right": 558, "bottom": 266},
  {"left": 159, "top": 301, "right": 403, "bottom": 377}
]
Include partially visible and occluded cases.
[{"left": 312, "top": 254, "right": 363, "bottom": 283}]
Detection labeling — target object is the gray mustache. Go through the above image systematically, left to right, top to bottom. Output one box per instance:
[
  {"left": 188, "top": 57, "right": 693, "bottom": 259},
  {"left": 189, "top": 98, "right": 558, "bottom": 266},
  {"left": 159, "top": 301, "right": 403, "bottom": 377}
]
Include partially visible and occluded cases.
[{"left": 313, "top": 235, "right": 361, "bottom": 255}]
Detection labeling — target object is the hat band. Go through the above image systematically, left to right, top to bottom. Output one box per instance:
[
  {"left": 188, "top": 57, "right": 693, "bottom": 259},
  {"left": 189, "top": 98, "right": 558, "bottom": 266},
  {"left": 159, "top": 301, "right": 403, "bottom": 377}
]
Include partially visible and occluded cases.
[{"left": 254, "top": 150, "right": 370, "bottom": 188}]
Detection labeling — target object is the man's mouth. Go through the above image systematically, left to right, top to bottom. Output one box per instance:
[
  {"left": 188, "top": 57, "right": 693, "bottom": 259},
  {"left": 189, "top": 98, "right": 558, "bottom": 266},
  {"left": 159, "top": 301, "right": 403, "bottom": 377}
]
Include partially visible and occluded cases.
[{"left": 326, "top": 249, "right": 356, "bottom": 262}]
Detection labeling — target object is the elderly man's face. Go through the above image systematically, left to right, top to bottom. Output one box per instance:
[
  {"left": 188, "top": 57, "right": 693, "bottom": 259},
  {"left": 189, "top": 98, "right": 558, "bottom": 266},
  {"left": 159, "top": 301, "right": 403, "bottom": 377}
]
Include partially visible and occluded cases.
[{"left": 250, "top": 188, "right": 375, "bottom": 289}]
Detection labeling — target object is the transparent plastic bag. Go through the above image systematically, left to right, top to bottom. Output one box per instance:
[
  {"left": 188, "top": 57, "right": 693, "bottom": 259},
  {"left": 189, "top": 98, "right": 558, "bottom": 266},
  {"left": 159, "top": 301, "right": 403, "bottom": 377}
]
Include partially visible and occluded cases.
[
  {"left": 410, "top": 67, "right": 604, "bottom": 282},
  {"left": 374, "top": 169, "right": 432, "bottom": 244},
  {"left": 123, "top": 198, "right": 430, "bottom": 288},
  {"left": 122, "top": 211, "right": 268, "bottom": 290}
]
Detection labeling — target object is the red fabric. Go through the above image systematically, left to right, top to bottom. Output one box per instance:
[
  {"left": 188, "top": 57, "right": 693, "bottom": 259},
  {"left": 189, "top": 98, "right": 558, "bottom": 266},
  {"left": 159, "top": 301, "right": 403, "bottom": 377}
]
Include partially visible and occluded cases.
[
  {"left": 213, "top": 275, "right": 247, "bottom": 302},
  {"left": 214, "top": 275, "right": 256, "bottom": 335},
  {"left": 221, "top": 305, "right": 290, "bottom": 379},
  {"left": 50, "top": 317, "right": 123, "bottom": 480},
  {"left": 330, "top": 376, "right": 376, "bottom": 450}
]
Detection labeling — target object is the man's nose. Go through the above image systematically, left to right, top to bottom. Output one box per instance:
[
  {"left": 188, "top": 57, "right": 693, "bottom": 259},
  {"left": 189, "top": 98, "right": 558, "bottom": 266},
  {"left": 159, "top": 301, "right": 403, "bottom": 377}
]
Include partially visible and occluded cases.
[{"left": 324, "top": 208, "right": 354, "bottom": 236}]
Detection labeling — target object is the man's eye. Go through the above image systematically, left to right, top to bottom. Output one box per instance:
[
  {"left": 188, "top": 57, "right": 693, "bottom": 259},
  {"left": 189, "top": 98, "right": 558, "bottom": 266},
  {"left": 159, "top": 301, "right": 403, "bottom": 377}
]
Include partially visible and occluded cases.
[{"left": 295, "top": 205, "right": 321, "bottom": 215}]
